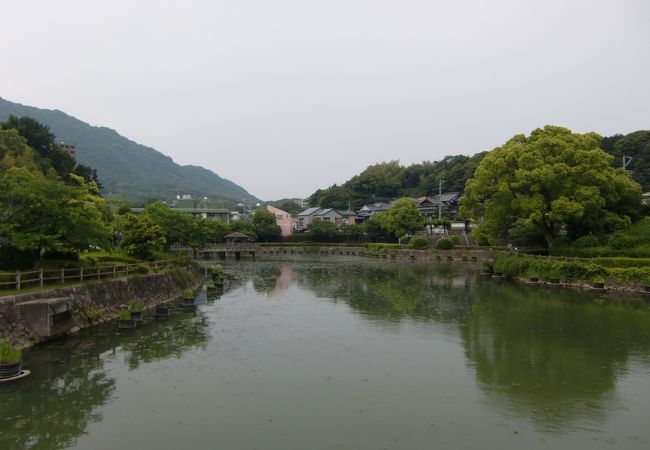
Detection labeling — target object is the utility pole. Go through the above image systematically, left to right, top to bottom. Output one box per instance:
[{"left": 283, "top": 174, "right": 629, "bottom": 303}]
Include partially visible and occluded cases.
[{"left": 438, "top": 180, "right": 443, "bottom": 220}]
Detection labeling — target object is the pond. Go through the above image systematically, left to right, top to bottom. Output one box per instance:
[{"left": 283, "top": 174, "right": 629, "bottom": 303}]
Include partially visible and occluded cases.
[{"left": 2, "top": 257, "right": 650, "bottom": 450}]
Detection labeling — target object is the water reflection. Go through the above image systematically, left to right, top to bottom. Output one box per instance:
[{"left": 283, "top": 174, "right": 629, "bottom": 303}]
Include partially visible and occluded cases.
[
  {"left": 2, "top": 259, "right": 650, "bottom": 449},
  {"left": 229, "top": 259, "right": 650, "bottom": 432},
  {"left": 460, "top": 281, "right": 650, "bottom": 431},
  {"left": 0, "top": 306, "right": 210, "bottom": 450}
]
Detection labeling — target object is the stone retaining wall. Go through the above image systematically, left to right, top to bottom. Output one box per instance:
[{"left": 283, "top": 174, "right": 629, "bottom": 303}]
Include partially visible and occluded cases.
[
  {"left": 258, "top": 246, "right": 494, "bottom": 262},
  {"left": 0, "top": 270, "right": 199, "bottom": 349}
]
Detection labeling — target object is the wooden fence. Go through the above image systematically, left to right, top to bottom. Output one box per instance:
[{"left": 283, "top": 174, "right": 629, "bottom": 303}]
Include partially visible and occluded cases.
[{"left": 0, "top": 260, "right": 175, "bottom": 292}]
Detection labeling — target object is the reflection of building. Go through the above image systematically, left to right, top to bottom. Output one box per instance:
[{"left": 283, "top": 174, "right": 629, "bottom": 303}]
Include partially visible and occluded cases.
[
  {"left": 266, "top": 205, "right": 293, "bottom": 237},
  {"left": 267, "top": 266, "right": 295, "bottom": 297}
]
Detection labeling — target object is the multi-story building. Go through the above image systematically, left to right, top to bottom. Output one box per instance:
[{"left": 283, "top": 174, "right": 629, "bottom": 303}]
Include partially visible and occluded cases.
[{"left": 266, "top": 205, "right": 293, "bottom": 237}]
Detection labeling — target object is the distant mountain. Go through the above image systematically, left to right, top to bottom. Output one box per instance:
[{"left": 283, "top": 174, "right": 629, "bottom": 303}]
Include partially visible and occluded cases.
[{"left": 0, "top": 97, "right": 260, "bottom": 203}]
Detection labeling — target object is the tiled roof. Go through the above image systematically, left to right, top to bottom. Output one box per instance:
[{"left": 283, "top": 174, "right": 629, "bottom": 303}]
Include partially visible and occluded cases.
[{"left": 298, "top": 207, "right": 321, "bottom": 216}]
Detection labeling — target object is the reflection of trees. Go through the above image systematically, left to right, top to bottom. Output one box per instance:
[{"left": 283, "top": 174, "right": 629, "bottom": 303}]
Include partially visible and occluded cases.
[
  {"left": 294, "top": 262, "right": 476, "bottom": 322},
  {"left": 252, "top": 264, "right": 282, "bottom": 294},
  {"left": 461, "top": 282, "right": 650, "bottom": 431},
  {"left": 0, "top": 308, "right": 210, "bottom": 449},
  {"left": 121, "top": 311, "right": 210, "bottom": 369},
  {"left": 0, "top": 336, "right": 115, "bottom": 450}
]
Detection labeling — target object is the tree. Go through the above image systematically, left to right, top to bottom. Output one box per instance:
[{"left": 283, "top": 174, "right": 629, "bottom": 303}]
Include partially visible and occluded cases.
[
  {"left": 1, "top": 115, "right": 75, "bottom": 176},
  {"left": 461, "top": 126, "right": 643, "bottom": 248},
  {"left": 601, "top": 130, "right": 650, "bottom": 191},
  {"left": 0, "top": 167, "right": 110, "bottom": 260},
  {"left": 379, "top": 198, "right": 425, "bottom": 239},
  {"left": 144, "top": 202, "right": 189, "bottom": 250},
  {"left": 252, "top": 209, "right": 281, "bottom": 242},
  {"left": 363, "top": 213, "right": 392, "bottom": 242},
  {"left": 117, "top": 214, "right": 166, "bottom": 259},
  {"left": 306, "top": 220, "right": 339, "bottom": 242}
]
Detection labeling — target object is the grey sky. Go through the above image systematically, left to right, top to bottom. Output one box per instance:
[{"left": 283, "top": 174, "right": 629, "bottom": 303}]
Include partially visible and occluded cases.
[{"left": 2, "top": 0, "right": 649, "bottom": 200}]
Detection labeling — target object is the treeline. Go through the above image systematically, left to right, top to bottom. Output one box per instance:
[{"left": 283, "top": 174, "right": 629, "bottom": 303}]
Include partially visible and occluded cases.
[
  {"left": 0, "top": 116, "right": 282, "bottom": 270},
  {"left": 307, "top": 130, "right": 650, "bottom": 210},
  {"left": 307, "top": 154, "right": 486, "bottom": 210}
]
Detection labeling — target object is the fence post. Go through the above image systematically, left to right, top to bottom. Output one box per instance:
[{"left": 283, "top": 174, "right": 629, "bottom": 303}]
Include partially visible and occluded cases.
[
  {"left": 126, "top": 264, "right": 129, "bottom": 277},
  {"left": 113, "top": 265, "right": 117, "bottom": 278},
  {"left": 97, "top": 266, "right": 100, "bottom": 279},
  {"left": 80, "top": 267, "right": 84, "bottom": 283},
  {"left": 39, "top": 268, "right": 43, "bottom": 288},
  {"left": 61, "top": 268, "right": 65, "bottom": 284},
  {"left": 15, "top": 271, "right": 20, "bottom": 291}
]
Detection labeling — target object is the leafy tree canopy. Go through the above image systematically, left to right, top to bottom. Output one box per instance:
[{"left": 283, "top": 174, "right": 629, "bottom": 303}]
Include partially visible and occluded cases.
[
  {"left": 461, "top": 126, "right": 642, "bottom": 248},
  {"left": 601, "top": 130, "right": 650, "bottom": 191},
  {"left": 308, "top": 154, "right": 487, "bottom": 210},
  {"left": 379, "top": 198, "right": 425, "bottom": 238},
  {"left": 252, "top": 209, "right": 281, "bottom": 242},
  {"left": 117, "top": 214, "right": 166, "bottom": 259}
]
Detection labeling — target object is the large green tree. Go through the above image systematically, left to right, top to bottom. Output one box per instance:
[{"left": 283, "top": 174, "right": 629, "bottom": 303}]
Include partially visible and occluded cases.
[
  {"left": 461, "top": 126, "right": 642, "bottom": 247},
  {"left": 0, "top": 167, "right": 110, "bottom": 258},
  {"left": 379, "top": 198, "right": 425, "bottom": 239},
  {"left": 117, "top": 214, "right": 166, "bottom": 259}
]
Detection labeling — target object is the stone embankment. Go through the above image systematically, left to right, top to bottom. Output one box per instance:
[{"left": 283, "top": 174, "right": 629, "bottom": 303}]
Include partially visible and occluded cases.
[
  {"left": 258, "top": 246, "right": 494, "bottom": 263},
  {"left": 0, "top": 269, "right": 199, "bottom": 349}
]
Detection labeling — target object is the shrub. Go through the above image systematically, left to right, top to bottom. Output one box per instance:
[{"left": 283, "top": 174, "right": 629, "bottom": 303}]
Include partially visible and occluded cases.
[
  {"left": 608, "top": 233, "right": 637, "bottom": 250},
  {"left": 449, "top": 235, "right": 460, "bottom": 245},
  {"left": 573, "top": 235, "right": 602, "bottom": 248},
  {"left": 400, "top": 236, "right": 411, "bottom": 245},
  {"left": 409, "top": 236, "right": 428, "bottom": 249},
  {"left": 435, "top": 238, "right": 453, "bottom": 250},
  {"left": 134, "top": 263, "right": 150, "bottom": 274},
  {"left": 182, "top": 290, "right": 194, "bottom": 300},
  {"left": 129, "top": 302, "right": 143, "bottom": 313},
  {"left": 81, "top": 306, "right": 103, "bottom": 324},
  {"left": 0, "top": 339, "right": 22, "bottom": 364}
]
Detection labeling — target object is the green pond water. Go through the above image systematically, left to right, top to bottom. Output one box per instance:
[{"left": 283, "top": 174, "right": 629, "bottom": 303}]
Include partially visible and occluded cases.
[{"left": 2, "top": 257, "right": 650, "bottom": 450}]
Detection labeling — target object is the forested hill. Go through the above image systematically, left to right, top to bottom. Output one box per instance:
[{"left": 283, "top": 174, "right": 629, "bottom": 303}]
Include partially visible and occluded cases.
[
  {"left": 0, "top": 97, "right": 260, "bottom": 203},
  {"left": 308, "top": 129, "right": 650, "bottom": 210},
  {"left": 307, "top": 154, "right": 487, "bottom": 210}
]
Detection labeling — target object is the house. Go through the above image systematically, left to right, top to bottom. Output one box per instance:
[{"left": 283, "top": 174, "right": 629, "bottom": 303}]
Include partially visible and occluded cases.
[
  {"left": 416, "top": 192, "right": 462, "bottom": 218},
  {"left": 355, "top": 202, "right": 392, "bottom": 224},
  {"left": 266, "top": 205, "right": 293, "bottom": 237},
  {"left": 296, "top": 207, "right": 321, "bottom": 231},
  {"left": 296, "top": 207, "right": 358, "bottom": 231},
  {"left": 313, "top": 208, "right": 345, "bottom": 225}
]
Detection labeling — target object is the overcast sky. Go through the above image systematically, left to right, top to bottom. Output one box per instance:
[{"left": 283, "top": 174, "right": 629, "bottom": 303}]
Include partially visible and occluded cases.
[{"left": 2, "top": 0, "right": 649, "bottom": 200}]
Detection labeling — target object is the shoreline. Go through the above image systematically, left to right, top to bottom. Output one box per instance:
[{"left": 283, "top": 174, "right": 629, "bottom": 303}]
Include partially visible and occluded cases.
[{"left": 0, "top": 267, "right": 200, "bottom": 349}]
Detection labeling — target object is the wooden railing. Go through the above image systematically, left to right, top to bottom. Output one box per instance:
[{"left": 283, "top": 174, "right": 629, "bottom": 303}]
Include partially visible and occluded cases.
[{"left": 0, "top": 260, "right": 175, "bottom": 292}]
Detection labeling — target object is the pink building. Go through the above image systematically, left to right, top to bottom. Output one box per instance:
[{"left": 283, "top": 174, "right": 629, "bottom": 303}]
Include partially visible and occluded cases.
[{"left": 266, "top": 205, "right": 293, "bottom": 237}]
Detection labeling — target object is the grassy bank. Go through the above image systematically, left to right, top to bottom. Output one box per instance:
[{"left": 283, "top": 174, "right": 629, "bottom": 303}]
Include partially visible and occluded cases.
[{"left": 493, "top": 254, "right": 650, "bottom": 286}]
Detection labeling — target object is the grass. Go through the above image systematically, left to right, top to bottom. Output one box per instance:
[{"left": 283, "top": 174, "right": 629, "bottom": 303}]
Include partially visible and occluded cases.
[{"left": 0, "top": 339, "right": 22, "bottom": 364}]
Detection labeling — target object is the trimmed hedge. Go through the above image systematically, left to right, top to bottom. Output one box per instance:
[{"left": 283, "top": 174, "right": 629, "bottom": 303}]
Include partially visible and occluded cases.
[
  {"left": 409, "top": 236, "right": 428, "bottom": 249},
  {"left": 435, "top": 239, "right": 453, "bottom": 250}
]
